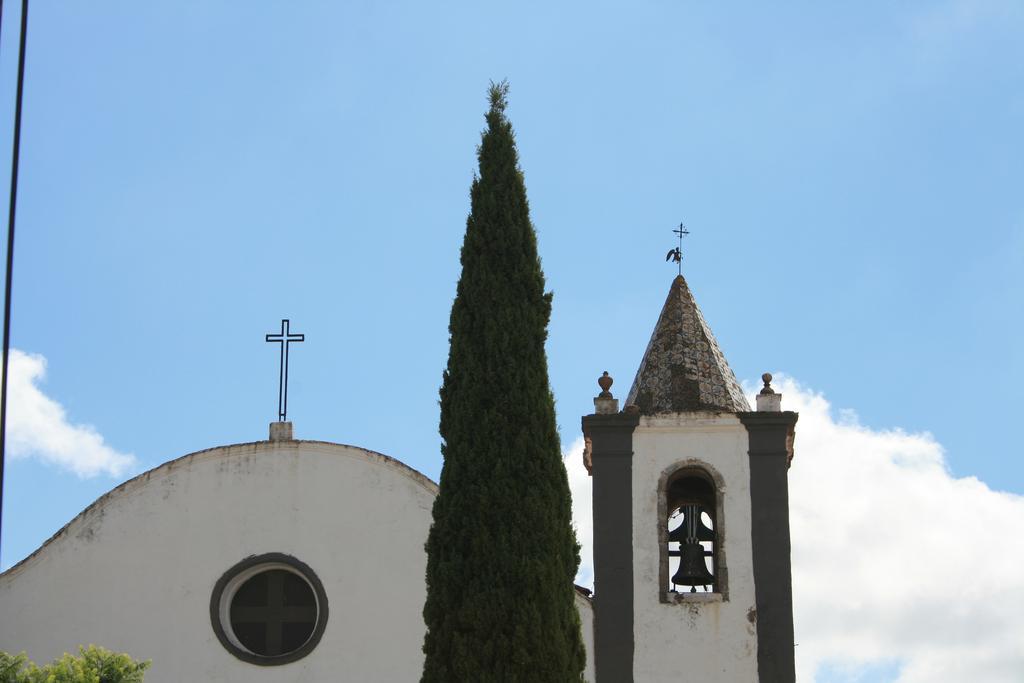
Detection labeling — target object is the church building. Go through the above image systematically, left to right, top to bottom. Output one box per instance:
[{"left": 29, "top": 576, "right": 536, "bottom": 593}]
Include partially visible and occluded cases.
[{"left": 0, "top": 274, "right": 798, "bottom": 682}]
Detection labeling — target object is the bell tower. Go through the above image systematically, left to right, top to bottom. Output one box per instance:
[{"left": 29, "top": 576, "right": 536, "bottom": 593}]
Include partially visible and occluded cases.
[{"left": 582, "top": 275, "right": 798, "bottom": 682}]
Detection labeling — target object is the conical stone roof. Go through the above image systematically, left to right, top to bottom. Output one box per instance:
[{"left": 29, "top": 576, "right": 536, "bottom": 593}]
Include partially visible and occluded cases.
[{"left": 625, "top": 275, "right": 750, "bottom": 414}]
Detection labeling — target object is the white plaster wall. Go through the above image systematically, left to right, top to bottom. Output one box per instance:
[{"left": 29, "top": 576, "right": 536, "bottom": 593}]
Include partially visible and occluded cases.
[
  {"left": 631, "top": 413, "right": 759, "bottom": 682},
  {"left": 0, "top": 439, "right": 595, "bottom": 681},
  {"left": 0, "top": 441, "right": 435, "bottom": 681},
  {"left": 577, "top": 591, "right": 595, "bottom": 683}
]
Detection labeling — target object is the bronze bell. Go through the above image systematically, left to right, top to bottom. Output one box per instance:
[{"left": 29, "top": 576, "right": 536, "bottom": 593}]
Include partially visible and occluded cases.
[{"left": 672, "top": 541, "right": 714, "bottom": 591}]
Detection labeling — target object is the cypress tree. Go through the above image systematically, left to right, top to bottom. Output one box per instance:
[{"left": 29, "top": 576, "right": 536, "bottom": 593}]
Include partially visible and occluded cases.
[{"left": 421, "top": 82, "right": 585, "bottom": 682}]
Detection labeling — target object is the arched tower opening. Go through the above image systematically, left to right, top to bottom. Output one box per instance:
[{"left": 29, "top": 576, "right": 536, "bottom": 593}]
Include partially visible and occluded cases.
[{"left": 665, "top": 469, "right": 718, "bottom": 594}]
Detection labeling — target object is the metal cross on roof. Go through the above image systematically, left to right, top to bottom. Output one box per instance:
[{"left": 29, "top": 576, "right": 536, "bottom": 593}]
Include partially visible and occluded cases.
[
  {"left": 665, "top": 222, "right": 690, "bottom": 275},
  {"left": 265, "top": 319, "right": 304, "bottom": 422}
]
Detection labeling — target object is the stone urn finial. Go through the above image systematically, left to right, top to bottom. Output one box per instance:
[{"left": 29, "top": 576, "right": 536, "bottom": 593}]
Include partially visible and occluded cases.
[
  {"left": 594, "top": 371, "right": 619, "bottom": 415},
  {"left": 756, "top": 372, "right": 782, "bottom": 412}
]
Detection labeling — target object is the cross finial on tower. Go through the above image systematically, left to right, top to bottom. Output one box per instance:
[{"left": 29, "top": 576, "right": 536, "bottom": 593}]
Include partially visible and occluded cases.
[
  {"left": 665, "top": 222, "right": 690, "bottom": 275},
  {"left": 265, "top": 319, "right": 304, "bottom": 422}
]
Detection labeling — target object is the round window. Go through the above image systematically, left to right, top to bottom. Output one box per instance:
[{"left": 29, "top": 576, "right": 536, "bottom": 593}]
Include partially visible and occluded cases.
[{"left": 210, "top": 553, "right": 328, "bottom": 665}]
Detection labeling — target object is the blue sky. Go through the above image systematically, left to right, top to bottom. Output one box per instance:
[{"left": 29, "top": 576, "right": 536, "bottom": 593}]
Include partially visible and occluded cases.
[{"left": 1, "top": 2, "right": 1021, "bottom": 681}]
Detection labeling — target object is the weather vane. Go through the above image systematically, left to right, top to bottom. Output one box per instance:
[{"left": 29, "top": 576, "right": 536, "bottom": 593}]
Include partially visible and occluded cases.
[
  {"left": 665, "top": 222, "right": 690, "bottom": 275},
  {"left": 266, "top": 319, "right": 304, "bottom": 422}
]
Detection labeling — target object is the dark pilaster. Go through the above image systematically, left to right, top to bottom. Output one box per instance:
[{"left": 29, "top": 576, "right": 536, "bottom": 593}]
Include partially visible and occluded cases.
[
  {"left": 582, "top": 411, "right": 640, "bottom": 683},
  {"left": 738, "top": 411, "right": 798, "bottom": 683}
]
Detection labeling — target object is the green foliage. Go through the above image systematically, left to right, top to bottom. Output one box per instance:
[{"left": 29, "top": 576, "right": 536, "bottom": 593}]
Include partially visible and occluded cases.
[
  {"left": 421, "top": 81, "right": 585, "bottom": 682},
  {"left": 0, "top": 646, "right": 150, "bottom": 683},
  {"left": 0, "top": 653, "right": 28, "bottom": 683}
]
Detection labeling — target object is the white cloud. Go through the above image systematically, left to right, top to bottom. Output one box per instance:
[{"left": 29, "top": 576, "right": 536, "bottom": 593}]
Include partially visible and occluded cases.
[
  {"left": 4, "top": 349, "right": 135, "bottom": 478},
  {"left": 780, "top": 376, "right": 1024, "bottom": 682},
  {"left": 564, "top": 377, "right": 1024, "bottom": 683},
  {"left": 564, "top": 436, "right": 592, "bottom": 590}
]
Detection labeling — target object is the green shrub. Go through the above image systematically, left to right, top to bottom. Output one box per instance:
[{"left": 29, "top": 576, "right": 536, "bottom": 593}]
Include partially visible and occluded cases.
[{"left": 0, "top": 646, "right": 149, "bottom": 683}]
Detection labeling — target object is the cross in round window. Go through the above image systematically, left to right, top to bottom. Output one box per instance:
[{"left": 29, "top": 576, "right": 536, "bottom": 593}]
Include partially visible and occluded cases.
[
  {"left": 211, "top": 554, "right": 329, "bottom": 665},
  {"left": 230, "top": 568, "right": 317, "bottom": 656}
]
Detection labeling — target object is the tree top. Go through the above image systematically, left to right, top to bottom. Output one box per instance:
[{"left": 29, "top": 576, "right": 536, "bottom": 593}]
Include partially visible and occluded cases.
[{"left": 488, "top": 79, "right": 510, "bottom": 114}]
